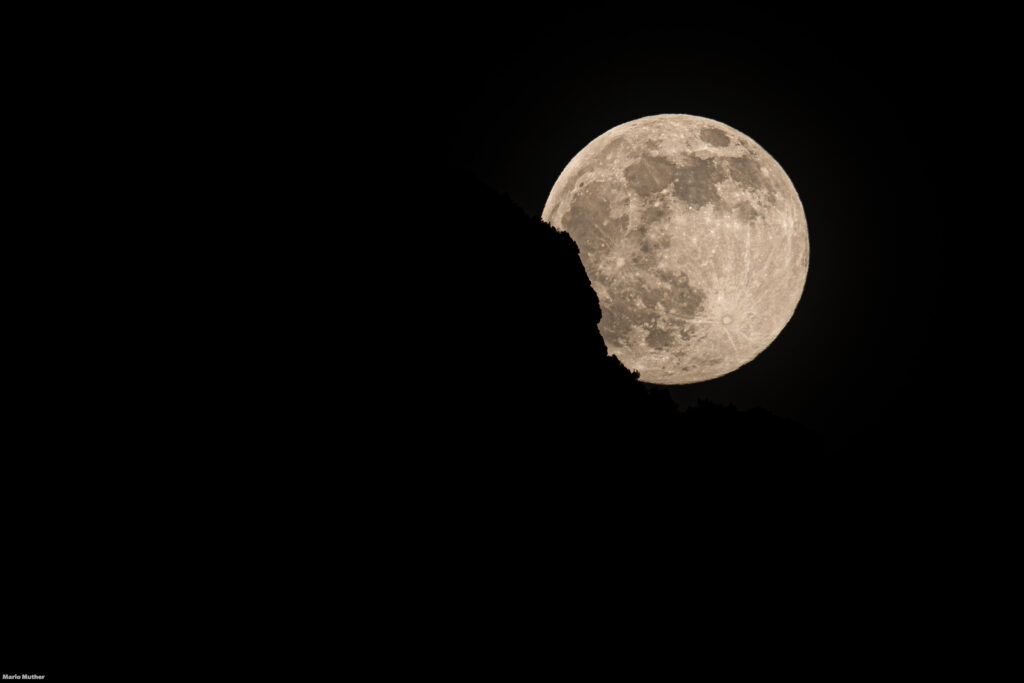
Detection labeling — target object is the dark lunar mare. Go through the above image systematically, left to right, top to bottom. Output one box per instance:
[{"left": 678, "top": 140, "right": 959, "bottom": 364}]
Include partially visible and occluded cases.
[{"left": 623, "top": 154, "right": 726, "bottom": 209}]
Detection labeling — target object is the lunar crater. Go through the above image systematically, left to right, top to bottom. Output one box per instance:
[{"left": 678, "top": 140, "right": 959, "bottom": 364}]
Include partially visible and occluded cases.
[{"left": 700, "top": 127, "right": 731, "bottom": 147}]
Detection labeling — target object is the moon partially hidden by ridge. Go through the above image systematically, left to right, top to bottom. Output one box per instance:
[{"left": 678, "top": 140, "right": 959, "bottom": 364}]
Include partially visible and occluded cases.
[{"left": 542, "top": 114, "right": 809, "bottom": 385}]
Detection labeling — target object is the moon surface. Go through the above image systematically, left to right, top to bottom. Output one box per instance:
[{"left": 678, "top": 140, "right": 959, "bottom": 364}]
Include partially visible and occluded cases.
[{"left": 542, "top": 114, "right": 808, "bottom": 385}]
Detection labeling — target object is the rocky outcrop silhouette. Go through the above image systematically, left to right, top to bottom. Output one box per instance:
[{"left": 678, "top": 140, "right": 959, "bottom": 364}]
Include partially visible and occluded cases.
[{"left": 404, "top": 169, "right": 820, "bottom": 465}]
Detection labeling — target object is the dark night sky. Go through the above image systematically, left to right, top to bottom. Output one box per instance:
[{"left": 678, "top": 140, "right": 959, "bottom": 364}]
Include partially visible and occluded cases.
[
  {"left": 384, "top": 2, "right": 1005, "bottom": 444},
  {"left": 5, "top": 7, "right": 1014, "bottom": 678}
]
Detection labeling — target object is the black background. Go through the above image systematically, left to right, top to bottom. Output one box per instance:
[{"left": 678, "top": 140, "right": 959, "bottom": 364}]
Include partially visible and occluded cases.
[{"left": 3, "top": 4, "right": 1014, "bottom": 676}]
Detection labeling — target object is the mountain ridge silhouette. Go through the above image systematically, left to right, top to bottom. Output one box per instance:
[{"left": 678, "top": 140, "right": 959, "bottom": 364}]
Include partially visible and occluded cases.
[{"left": 402, "top": 168, "right": 822, "bottom": 464}]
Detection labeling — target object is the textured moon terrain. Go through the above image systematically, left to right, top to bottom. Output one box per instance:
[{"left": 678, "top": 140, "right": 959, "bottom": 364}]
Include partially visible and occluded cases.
[{"left": 542, "top": 114, "right": 808, "bottom": 384}]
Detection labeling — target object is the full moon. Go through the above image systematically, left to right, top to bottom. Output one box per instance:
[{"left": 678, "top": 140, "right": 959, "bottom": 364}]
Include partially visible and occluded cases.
[{"left": 542, "top": 114, "right": 809, "bottom": 384}]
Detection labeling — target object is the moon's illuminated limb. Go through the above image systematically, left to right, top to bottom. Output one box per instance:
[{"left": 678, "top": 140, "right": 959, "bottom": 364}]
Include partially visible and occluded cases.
[{"left": 542, "top": 114, "right": 808, "bottom": 385}]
